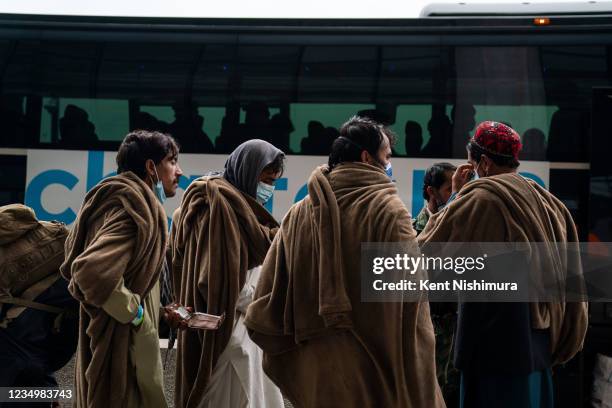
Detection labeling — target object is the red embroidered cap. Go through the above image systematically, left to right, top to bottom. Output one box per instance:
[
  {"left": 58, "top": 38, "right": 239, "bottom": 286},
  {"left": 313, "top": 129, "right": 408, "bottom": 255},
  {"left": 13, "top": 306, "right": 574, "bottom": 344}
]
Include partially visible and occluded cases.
[{"left": 470, "top": 121, "right": 522, "bottom": 160}]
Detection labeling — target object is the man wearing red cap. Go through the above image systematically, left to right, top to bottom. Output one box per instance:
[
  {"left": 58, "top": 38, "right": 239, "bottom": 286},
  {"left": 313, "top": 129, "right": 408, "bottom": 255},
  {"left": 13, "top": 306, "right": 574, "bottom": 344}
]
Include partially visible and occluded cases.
[{"left": 418, "top": 121, "right": 588, "bottom": 408}]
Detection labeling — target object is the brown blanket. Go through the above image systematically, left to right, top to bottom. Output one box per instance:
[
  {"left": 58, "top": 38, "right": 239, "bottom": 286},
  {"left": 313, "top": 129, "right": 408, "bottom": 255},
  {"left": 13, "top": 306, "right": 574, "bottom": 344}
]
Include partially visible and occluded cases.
[
  {"left": 244, "top": 163, "right": 445, "bottom": 408},
  {"left": 60, "top": 172, "right": 167, "bottom": 408},
  {"left": 419, "top": 172, "right": 588, "bottom": 365},
  {"left": 170, "top": 175, "right": 278, "bottom": 408}
]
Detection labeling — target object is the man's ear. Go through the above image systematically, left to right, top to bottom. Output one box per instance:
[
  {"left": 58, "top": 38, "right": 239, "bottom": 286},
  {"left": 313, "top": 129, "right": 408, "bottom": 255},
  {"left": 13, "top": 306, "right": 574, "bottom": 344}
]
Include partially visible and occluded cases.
[
  {"left": 360, "top": 150, "right": 371, "bottom": 164},
  {"left": 481, "top": 155, "right": 492, "bottom": 175},
  {"left": 145, "top": 159, "right": 155, "bottom": 179},
  {"left": 426, "top": 186, "right": 435, "bottom": 201}
]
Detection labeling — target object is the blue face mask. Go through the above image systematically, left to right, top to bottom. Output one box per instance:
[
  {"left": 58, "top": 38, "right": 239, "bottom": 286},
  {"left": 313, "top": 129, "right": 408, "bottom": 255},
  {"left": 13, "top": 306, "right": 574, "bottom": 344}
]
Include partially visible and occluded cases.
[
  {"left": 384, "top": 162, "right": 393, "bottom": 179},
  {"left": 153, "top": 166, "right": 167, "bottom": 204},
  {"left": 256, "top": 182, "right": 275, "bottom": 204}
]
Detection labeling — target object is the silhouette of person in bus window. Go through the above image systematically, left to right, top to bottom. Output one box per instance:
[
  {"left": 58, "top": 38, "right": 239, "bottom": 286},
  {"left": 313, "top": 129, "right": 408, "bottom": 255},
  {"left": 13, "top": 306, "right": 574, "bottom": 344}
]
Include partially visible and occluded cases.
[
  {"left": 0, "top": 95, "right": 26, "bottom": 147},
  {"left": 238, "top": 102, "right": 271, "bottom": 146},
  {"left": 59, "top": 104, "right": 98, "bottom": 148},
  {"left": 169, "top": 104, "right": 214, "bottom": 153},
  {"left": 450, "top": 104, "right": 476, "bottom": 158},
  {"left": 547, "top": 104, "right": 589, "bottom": 162},
  {"left": 357, "top": 109, "right": 392, "bottom": 126},
  {"left": 132, "top": 112, "right": 169, "bottom": 134},
  {"left": 269, "top": 113, "right": 295, "bottom": 154},
  {"left": 422, "top": 113, "right": 452, "bottom": 158},
  {"left": 215, "top": 115, "right": 241, "bottom": 154},
  {"left": 300, "top": 120, "right": 326, "bottom": 155},
  {"left": 404, "top": 120, "right": 423, "bottom": 157},
  {"left": 323, "top": 126, "right": 340, "bottom": 153},
  {"left": 521, "top": 128, "right": 547, "bottom": 161}
]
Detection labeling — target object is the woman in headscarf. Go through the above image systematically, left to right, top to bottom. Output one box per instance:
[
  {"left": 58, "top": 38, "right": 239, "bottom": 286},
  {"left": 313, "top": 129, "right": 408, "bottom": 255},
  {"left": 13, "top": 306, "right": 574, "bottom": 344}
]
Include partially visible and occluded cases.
[{"left": 170, "top": 139, "right": 285, "bottom": 408}]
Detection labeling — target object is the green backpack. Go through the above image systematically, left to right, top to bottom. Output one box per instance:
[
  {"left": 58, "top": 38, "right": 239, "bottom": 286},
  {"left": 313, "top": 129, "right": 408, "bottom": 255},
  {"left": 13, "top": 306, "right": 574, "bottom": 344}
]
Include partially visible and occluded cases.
[{"left": 0, "top": 204, "right": 69, "bottom": 325}]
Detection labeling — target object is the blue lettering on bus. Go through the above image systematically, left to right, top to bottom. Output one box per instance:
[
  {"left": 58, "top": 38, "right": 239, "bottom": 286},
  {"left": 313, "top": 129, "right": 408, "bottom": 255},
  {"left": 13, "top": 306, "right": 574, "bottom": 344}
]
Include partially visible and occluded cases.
[
  {"left": 87, "top": 151, "right": 116, "bottom": 191},
  {"left": 25, "top": 152, "right": 549, "bottom": 225},
  {"left": 25, "top": 169, "right": 79, "bottom": 224},
  {"left": 520, "top": 172, "right": 545, "bottom": 188},
  {"left": 179, "top": 175, "right": 201, "bottom": 190},
  {"left": 265, "top": 177, "right": 288, "bottom": 213},
  {"left": 294, "top": 183, "right": 309, "bottom": 203}
]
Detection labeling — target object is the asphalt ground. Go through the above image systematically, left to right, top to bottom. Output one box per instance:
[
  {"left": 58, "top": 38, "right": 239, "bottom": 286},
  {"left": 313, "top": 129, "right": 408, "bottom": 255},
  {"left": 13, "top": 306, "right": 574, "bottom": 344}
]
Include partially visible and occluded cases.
[{"left": 55, "top": 348, "right": 293, "bottom": 408}]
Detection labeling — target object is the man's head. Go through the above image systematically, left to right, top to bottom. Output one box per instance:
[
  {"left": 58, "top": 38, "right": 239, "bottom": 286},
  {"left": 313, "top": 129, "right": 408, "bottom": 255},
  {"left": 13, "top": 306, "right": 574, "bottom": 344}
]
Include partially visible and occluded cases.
[
  {"left": 328, "top": 116, "right": 395, "bottom": 171},
  {"left": 467, "top": 121, "right": 522, "bottom": 177},
  {"left": 116, "top": 130, "right": 183, "bottom": 198},
  {"left": 223, "top": 139, "right": 285, "bottom": 204},
  {"left": 258, "top": 154, "right": 285, "bottom": 185},
  {"left": 423, "top": 162, "right": 456, "bottom": 213}
]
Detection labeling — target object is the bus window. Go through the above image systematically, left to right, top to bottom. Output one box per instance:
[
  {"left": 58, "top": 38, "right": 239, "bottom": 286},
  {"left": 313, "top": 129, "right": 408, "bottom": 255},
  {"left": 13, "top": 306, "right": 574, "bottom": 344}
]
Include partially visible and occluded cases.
[
  {"left": 0, "top": 32, "right": 606, "bottom": 161},
  {"left": 98, "top": 43, "right": 196, "bottom": 100},
  {"left": 237, "top": 46, "right": 299, "bottom": 103},
  {"left": 541, "top": 46, "right": 607, "bottom": 162},
  {"left": 299, "top": 47, "right": 378, "bottom": 104},
  {"left": 0, "top": 95, "right": 28, "bottom": 147},
  {"left": 40, "top": 97, "right": 129, "bottom": 147},
  {"left": 289, "top": 103, "right": 374, "bottom": 154},
  {"left": 137, "top": 104, "right": 218, "bottom": 153},
  {"left": 443, "top": 104, "right": 557, "bottom": 161},
  {"left": 137, "top": 105, "right": 174, "bottom": 131},
  {"left": 391, "top": 105, "right": 447, "bottom": 157},
  {"left": 200, "top": 106, "right": 227, "bottom": 147}
]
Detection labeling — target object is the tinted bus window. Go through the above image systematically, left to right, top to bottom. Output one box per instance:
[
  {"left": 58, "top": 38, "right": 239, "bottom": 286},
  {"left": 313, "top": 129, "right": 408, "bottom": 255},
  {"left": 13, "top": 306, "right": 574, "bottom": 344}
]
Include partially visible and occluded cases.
[
  {"left": 0, "top": 34, "right": 607, "bottom": 161},
  {"left": 40, "top": 97, "right": 129, "bottom": 144},
  {"left": 290, "top": 103, "right": 374, "bottom": 154},
  {"left": 389, "top": 105, "right": 433, "bottom": 157}
]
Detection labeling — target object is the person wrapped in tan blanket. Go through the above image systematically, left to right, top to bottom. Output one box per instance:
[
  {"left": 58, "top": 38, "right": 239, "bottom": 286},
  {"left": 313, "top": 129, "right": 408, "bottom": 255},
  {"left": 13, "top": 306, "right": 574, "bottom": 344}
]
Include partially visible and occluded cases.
[
  {"left": 245, "top": 116, "right": 445, "bottom": 408},
  {"left": 418, "top": 121, "right": 588, "bottom": 408},
  {"left": 60, "top": 130, "right": 183, "bottom": 408},
  {"left": 170, "top": 139, "right": 285, "bottom": 408}
]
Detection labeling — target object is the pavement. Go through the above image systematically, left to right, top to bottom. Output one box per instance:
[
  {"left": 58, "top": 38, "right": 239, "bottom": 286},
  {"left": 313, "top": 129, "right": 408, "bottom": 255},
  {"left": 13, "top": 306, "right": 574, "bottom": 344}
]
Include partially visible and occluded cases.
[{"left": 55, "top": 347, "right": 293, "bottom": 408}]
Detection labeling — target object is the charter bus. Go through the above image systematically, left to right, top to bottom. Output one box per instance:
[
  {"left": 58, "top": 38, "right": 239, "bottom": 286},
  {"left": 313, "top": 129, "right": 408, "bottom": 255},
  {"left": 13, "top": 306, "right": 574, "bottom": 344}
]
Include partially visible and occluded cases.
[{"left": 0, "top": 2, "right": 611, "bottom": 406}]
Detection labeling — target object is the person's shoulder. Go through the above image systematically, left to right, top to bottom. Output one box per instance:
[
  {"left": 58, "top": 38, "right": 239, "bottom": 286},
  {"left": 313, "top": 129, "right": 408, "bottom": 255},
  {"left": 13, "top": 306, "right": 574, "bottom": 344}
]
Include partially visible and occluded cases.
[
  {"left": 88, "top": 172, "right": 148, "bottom": 200},
  {"left": 183, "top": 173, "right": 224, "bottom": 193},
  {"left": 524, "top": 176, "right": 572, "bottom": 216},
  {"left": 461, "top": 177, "right": 502, "bottom": 198},
  {"left": 453, "top": 179, "right": 504, "bottom": 212},
  {"left": 287, "top": 194, "right": 312, "bottom": 217},
  {"left": 276, "top": 196, "right": 312, "bottom": 234}
]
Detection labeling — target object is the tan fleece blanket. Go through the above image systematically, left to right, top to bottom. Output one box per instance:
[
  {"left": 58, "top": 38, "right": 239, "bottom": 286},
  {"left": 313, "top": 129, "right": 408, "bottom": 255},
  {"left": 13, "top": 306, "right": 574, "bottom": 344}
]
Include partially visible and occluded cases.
[
  {"left": 244, "top": 163, "right": 445, "bottom": 408},
  {"left": 60, "top": 172, "right": 167, "bottom": 408},
  {"left": 418, "top": 172, "right": 587, "bottom": 365},
  {"left": 170, "top": 175, "right": 278, "bottom": 408},
  {"left": 0, "top": 204, "right": 39, "bottom": 245}
]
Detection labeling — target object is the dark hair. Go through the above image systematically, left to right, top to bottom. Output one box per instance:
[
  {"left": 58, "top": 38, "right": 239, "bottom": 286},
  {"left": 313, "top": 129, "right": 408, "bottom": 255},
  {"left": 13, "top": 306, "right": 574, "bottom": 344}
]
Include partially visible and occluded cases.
[
  {"left": 328, "top": 116, "right": 396, "bottom": 170},
  {"left": 116, "top": 130, "right": 179, "bottom": 179},
  {"left": 467, "top": 142, "right": 519, "bottom": 169},
  {"left": 262, "top": 153, "right": 286, "bottom": 177},
  {"left": 423, "top": 162, "right": 456, "bottom": 200}
]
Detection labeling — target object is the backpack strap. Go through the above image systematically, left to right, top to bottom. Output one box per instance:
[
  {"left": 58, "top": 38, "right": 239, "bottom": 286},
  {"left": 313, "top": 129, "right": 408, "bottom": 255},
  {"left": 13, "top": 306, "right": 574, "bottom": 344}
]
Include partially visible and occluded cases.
[
  {"left": 0, "top": 274, "right": 75, "bottom": 329},
  {"left": 0, "top": 296, "right": 65, "bottom": 314}
]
